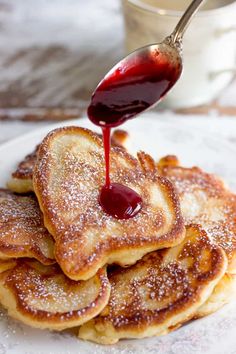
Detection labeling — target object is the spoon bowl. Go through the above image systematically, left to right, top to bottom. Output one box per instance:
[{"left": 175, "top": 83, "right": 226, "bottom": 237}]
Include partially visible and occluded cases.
[
  {"left": 88, "top": 0, "right": 206, "bottom": 128},
  {"left": 88, "top": 41, "right": 182, "bottom": 127}
]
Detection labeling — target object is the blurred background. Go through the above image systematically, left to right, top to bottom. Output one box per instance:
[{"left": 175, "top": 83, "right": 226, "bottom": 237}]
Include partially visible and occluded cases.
[{"left": 0, "top": 0, "right": 236, "bottom": 142}]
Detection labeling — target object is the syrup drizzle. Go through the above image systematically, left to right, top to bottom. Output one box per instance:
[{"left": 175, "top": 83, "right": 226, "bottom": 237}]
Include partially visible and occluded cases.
[
  {"left": 88, "top": 49, "right": 181, "bottom": 219},
  {"left": 100, "top": 127, "right": 142, "bottom": 219},
  {"left": 102, "top": 127, "right": 111, "bottom": 187}
]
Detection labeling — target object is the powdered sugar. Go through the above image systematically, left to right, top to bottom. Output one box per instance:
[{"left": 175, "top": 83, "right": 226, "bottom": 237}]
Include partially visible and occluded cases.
[
  {"left": 161, "top": 165, "right": 236, "bottom": 268},
  {"left": 0, "top": 189, "right": 55, "bottom": 263},
  {"left": 91, "top": 225, "right": 224, "bottom": 334},
  {"left": 1, "top": 260, "right": 110, "bottom": 324}
]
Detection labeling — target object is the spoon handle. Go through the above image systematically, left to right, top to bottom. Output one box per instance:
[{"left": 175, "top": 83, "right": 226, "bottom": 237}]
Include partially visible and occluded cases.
[{"left": 172, "top": 0, "right": 206, "bottom": 43}]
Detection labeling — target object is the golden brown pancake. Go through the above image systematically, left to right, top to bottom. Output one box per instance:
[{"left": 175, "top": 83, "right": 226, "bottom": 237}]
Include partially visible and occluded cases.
[
  {"left": 33, "top": 127, "right": 185, "bottom": 281},
  {"left": 7, "top": 130, "right": 130, "bottom": 194},
  {"left": 157, "top": 156, "right": 236, "bottom": 274},
  {"left": 157, "top": 156, "right": 236, "bottom": 317},
  {"left": 158, "top": 156, "right": 236, "bottom": 317},
  {"left": 0, "top": 189, "right": 55, "bottom": 264},
  {"left": 79, "top": 225, "right": 227, "bottom": 344},
  {"left": 0, "top": 259, "right": 110, "bottom": 330},
  {"left": 195, "top": 273, "right": 236, "bottom": 318}
]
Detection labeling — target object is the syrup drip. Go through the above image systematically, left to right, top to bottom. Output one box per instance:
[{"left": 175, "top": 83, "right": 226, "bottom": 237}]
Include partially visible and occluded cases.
[
  {"left": 88, "top": 49, "right": 181, "bottom": 219},
  {"left": 100, "top": 126, "right": 142, "bottom": 219},
  {"left": 102, "top": 127, "right": 111, "bottom": 187},
  {"left": 99, "top": 183, "right": 142, "bottom": 220}
]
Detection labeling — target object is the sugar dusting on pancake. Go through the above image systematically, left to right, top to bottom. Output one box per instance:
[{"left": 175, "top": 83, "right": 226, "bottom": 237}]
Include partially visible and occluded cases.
[
  {"left": 158, "top": 157, "right": 236, "bottom": 273},
  {"left": 0, "top": 189, "right": 55, "bottom": 264},
  {"left": 79, "top": 225, "right": 227, "bottom": 344},
  {"left": 0, "top": 260, "right": 110, "bottom": 330}
]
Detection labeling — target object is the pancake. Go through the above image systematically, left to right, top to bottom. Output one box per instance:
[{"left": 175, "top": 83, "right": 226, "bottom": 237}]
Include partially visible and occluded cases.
[
  {"left": 33, "top": 127, "right": 185, "bottom": 281},
  {"left": 7, "top": 130, "right": 130, "bottom": 194},
  {"left": 7, "top": 145, "right": 39, "bottom": 193},
  {"left": 157, "top": 156, "right": 236, "bottom": 274},
  {"left": 158, "top": 156, "right": 236, "bottom": 317},
  {"left": 0, "top": 189, "right": 55, "bottom": 265},
  {"left": 79, "top": 225, "right": 227, "bottom": 344},
  {"left": 0, "top": 259, "right": 110, "bottom": 330},
  {"left": 195, "top": 273, "right": 236, "bottom": 318}
]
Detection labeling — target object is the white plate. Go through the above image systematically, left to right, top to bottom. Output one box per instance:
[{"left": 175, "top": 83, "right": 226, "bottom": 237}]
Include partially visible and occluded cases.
[{"left": 0, "top": 114, "right": 236, "bottom": 354}]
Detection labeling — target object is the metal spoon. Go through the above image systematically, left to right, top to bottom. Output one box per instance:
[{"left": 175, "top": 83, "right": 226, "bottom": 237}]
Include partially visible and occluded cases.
[{"left": 88, "top": 0, "right": 206, "bottom": 127}]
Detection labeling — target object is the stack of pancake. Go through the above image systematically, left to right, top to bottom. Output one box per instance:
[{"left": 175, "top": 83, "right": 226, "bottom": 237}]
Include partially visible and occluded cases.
[{"left": 0, "top": 126, "right": 235, "bottom": 345}]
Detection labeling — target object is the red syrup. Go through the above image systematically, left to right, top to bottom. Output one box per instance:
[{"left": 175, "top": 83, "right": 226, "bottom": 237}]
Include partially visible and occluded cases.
[
  {"left": 88, "top": 49, "right": 181, "bottom": 219},
  {"left": 99, "top": 127, "right": 142, "bottom": 219},
  {"left": 99, "top": 183, "right": 143, "bottom": 220}
]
